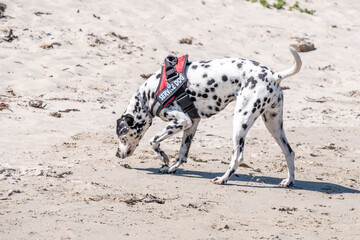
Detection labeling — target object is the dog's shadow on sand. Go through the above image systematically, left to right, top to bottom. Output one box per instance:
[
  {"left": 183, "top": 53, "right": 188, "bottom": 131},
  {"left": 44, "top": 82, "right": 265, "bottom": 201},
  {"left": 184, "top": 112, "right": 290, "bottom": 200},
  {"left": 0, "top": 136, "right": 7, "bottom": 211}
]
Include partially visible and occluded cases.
[{"left": 135, "top": 168, "right": 360, "bottom": 194}]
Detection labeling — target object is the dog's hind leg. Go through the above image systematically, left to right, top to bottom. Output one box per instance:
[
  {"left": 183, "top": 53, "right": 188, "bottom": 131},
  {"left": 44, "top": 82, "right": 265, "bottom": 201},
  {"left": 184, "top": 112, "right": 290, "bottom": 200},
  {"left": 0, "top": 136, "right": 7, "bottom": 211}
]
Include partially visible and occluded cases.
[
  {"left": 212, "top": 93, "right": 261, "bottom": 185},
  {"left": 262, "top": 93, "right": 295, "bottom": 187},
  {"left": 150, "top": 109, "right": 193, "bottom": 166},
  {"left": 162, "top": 118, "right": 201, "bottom": 173}
]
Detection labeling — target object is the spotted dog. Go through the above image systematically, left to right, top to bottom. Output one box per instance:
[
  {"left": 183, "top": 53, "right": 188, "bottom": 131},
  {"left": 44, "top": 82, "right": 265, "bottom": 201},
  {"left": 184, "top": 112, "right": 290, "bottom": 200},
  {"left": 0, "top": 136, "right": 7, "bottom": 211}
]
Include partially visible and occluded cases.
[{"left": 116, "top": 47, "right": 302, "bottom": 187}]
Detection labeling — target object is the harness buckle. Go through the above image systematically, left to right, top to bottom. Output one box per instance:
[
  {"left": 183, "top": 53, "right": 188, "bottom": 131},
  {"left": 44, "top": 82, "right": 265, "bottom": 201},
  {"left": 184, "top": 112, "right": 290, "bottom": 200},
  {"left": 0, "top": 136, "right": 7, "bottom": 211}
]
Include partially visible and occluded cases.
[{"left": 166, "top": 68, "right": 178, "bottom": 81}]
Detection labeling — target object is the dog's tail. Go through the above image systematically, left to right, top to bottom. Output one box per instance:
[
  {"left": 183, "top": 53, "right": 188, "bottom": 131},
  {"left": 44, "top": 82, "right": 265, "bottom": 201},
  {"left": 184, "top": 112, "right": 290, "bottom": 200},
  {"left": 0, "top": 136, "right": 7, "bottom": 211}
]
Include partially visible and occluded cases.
[{"left": 273, "top": 46, "right": 302, "bottom": 87}]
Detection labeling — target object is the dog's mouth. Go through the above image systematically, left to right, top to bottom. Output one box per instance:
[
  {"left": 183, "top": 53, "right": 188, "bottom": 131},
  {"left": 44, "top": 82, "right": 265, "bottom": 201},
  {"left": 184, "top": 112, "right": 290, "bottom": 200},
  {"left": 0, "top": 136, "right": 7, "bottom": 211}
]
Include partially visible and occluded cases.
[
  {"left": 116, "top": 147, "right": 133, "bottom": 159},
  {"left": 127, "top": 147, "right": 132, "bottom": 155}
]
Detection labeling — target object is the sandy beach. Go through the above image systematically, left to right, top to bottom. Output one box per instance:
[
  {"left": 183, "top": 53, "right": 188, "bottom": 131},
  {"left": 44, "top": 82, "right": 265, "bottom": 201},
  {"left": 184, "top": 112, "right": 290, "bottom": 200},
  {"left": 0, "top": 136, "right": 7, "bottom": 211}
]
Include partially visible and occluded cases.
[{"left": 1, "top": 0, "right": 359, "bottom": 239}]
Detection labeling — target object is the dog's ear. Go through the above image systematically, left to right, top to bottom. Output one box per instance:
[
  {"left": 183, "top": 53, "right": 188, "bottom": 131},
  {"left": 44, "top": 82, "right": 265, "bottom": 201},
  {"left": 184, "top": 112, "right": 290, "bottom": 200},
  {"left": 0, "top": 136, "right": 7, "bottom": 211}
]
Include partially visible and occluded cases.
[
  {"left": 116, "top": 114, "right": 135, "bottom": 136},
  {"left": 116, "top": 117, "right": 129, "bottom": 136}
]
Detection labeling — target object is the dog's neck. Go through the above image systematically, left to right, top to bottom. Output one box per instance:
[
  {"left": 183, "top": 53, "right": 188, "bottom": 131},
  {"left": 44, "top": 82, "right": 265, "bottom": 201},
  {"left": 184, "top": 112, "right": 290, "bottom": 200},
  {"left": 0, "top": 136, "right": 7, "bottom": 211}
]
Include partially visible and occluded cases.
[{"left": 125, "top": 83, "right": 155, "bottom": 139}]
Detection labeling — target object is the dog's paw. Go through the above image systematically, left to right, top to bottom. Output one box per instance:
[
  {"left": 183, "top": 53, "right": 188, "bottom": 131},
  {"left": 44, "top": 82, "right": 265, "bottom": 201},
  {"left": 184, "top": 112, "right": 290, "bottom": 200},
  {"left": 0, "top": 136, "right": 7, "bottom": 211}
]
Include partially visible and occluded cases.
[
  {"left": 159, "top": 165, "right": 177, "bottom": 174},
  {"left": 159, "top": 165, "right": 170, "bottom": 173},
  {"left": 211, "top": 177, "right": 226, "bottom": 185},
  {"left": 279, "top": 178, "right": 294, "bottom": 187}
]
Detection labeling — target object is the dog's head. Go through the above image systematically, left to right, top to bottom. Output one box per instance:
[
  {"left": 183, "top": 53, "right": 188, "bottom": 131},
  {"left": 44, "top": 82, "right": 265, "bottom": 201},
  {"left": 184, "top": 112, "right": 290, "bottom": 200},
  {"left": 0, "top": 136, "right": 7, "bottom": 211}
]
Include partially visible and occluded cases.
[{"left": 116, "top": 112, "right": 151, "bottom": 159}]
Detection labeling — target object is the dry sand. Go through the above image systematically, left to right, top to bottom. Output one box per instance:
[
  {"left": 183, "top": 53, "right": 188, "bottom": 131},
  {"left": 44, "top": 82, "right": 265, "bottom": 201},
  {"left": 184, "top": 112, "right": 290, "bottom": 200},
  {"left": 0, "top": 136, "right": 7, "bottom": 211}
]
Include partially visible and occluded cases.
[{"left": 1, "top": 0, "right": 359, "bottom": 239}]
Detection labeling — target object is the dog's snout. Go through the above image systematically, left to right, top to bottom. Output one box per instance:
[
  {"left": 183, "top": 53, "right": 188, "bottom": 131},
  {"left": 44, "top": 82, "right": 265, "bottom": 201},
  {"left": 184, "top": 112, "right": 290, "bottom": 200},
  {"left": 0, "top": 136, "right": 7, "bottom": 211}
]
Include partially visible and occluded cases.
[{"left": 116, "top": 148, "right": 127, "bottom": 159}]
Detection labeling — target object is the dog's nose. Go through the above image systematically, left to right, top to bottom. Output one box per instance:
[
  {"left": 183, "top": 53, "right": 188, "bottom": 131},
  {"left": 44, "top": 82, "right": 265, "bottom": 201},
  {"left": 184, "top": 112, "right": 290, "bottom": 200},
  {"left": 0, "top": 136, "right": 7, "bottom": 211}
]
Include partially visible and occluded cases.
[{"left": 116, "top": 151, "right": 121, "bottom": 158}]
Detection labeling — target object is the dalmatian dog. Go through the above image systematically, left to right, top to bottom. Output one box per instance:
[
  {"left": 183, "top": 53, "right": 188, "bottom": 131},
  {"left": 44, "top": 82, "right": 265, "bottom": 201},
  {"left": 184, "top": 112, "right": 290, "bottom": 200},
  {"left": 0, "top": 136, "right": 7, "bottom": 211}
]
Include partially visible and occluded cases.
[{"left": 116, "top": 47, "right": 301, "bottom": 186}]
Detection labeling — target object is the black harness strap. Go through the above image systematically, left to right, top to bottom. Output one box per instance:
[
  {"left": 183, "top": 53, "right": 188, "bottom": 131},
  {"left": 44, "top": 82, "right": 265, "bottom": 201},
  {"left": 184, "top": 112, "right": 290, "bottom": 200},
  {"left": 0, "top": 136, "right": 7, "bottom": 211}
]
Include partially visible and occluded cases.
[{"left": 175, "top": 89, "right": 199, "bottom": 119}]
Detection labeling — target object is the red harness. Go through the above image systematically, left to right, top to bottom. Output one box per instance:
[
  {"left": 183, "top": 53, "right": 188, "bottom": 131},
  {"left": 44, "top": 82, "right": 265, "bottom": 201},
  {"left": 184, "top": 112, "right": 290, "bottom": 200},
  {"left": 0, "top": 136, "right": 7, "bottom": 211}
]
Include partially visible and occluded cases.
[
  {"left": 151, "top": 55, "right": 199, "bottom": 119},
  {"left": 156, "top": 55, "right": 187, "bottom": 107}
]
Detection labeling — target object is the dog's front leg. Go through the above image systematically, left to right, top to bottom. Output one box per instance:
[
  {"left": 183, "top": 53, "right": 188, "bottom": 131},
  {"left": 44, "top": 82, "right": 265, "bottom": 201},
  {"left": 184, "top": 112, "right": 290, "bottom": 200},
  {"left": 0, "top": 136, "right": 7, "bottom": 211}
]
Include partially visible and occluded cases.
[
  {"left": 149, "top": 109, "right": 193, "bottom": 170},
  {"left": 166, "top": 118, "right": 200, "bottom": 173}
]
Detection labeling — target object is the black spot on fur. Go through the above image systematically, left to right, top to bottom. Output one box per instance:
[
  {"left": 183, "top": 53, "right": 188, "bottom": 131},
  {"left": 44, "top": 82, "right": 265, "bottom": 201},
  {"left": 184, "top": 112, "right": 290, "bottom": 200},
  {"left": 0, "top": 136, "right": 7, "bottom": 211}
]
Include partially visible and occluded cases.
[
  {"left": 199, "top": 60, "right": 212, "bottom": 64},
  {"left": 231, "top": 60, "right": 235, "bottom": 63},
  {"left": 251, "top": 60, "right": 260, "bottom": 66},
  {"left": 237, "top": 63, "right": 243, "bottom": 69},
  {"left": 204, "top": 64, "right": 210, "bottom": 68},
  {"left": 191, "top": 65, "right": 198, "bottom": 70},
  {"left": 258, "top": 72, "right": 267, "bottom": 81},
  {"left": 203, "top": 73, "right": 208, "bottom": 78},
  {"left": 156, "top": 74, "right": 161, "bottom": 79},
  {"left": 222, "top": 75, "right": 228, "bottom": 82},
  {"left": 245, "top": 77, "right": 258, "bottom": 89},
  {"left": 207, "top": 79, "right": 215, "bottom": 85},
  {"left": 214, "top": 83, "right": 219, "bottom": 88},
  {"left": 205, "top": 88, "right": 209, "bottom": 93},
  {"left": 210, "top": 88, "right": 215, "bottom": 92},
  {"left": 142, "top": 92, "right": 147, "bottom": 102},
  {"left": 202, "top": 93, "right": 208, "bottom": 98},
  {"left": 213, "top": 95, "right": 218, "bottom": 100},
  {"left": 190, "top": 97, "right": 196, "bottom": 102},
  {"left": 216, "top": 101, "right": 221, "bottom": 107},
  {"left": 208, "top": 106, "right": 213, "bottom": 110},
  {"left": 215, "top": 107, "right": 220, "bottom": 111},
  {"left": 252, "top": 108, "right": 256, "bottom": 113},
  {"left": 260, "top": 108, "right": 265, "bottom": 114},
  {"left": 243, "top": 111, "right": 248, "bottom": 116},
  {"left": 271, "top": 112, "right": 278, "bottom": 118},
  {"left": 263, "top": 114, "right": 267, "bottom": 122},
  {"left": 242, "top": 124, "right": 247, "bottom": 130},
  {"left": 185, "top": 135, "right": 192, "bottom": 144},
  {"left": 239, "top": 137, "right": 244, "bottom": 146},
  {"left": 282, "top": 137, "right": 293, "bottom": 153},
  {"left": 287, "top": 143, "right": 293, "bottom": 153},
  {"left": 229, "top": 169, "right": 235, "bottom": 177}
]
